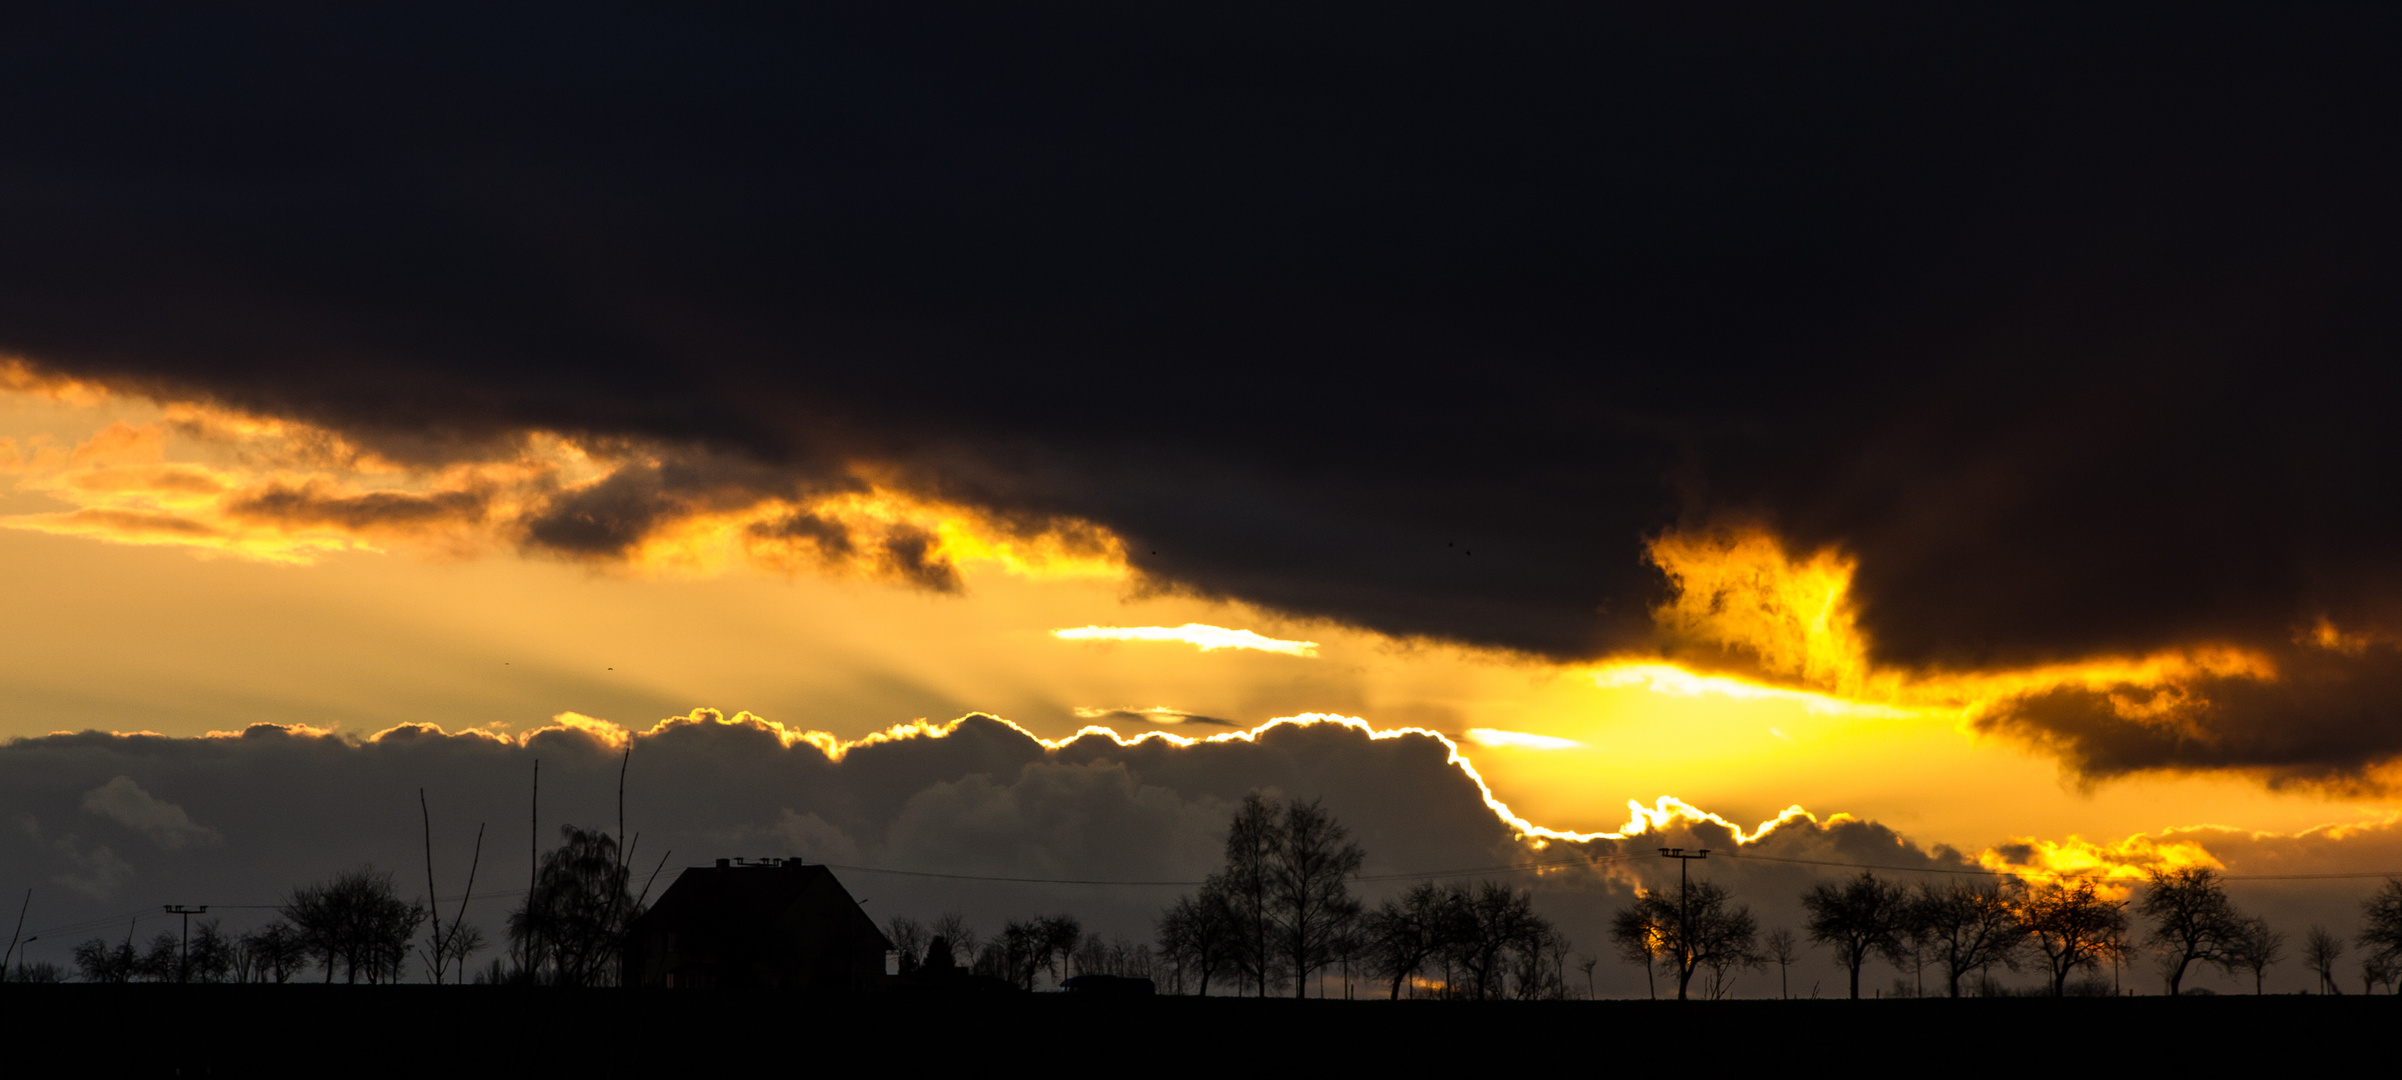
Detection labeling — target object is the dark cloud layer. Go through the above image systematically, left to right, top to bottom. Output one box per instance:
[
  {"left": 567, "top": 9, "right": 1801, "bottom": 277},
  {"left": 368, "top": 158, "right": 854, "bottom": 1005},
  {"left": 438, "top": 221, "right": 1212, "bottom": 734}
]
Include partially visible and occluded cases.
[
  {"left": 3, "top": 9, "right": 2401, "bottom": 766},
  {"left": 1981, "top": 642, "right": 2402, "bottom": 786},
  {"left": 5, "top": 713, "right": 2385, "bottom": 994}
]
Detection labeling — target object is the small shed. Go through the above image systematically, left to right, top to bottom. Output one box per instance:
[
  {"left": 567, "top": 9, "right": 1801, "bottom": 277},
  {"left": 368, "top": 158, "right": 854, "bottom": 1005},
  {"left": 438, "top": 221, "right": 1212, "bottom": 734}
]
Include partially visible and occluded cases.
[{"left": 623, "top": 858, "right": 891, "bottom": 991}]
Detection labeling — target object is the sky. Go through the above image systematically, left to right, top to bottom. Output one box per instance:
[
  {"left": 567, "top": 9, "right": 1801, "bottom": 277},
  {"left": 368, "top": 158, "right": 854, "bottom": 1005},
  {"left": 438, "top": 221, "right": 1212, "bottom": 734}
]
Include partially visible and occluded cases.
[{"left": 3, "top": 6, "right": 2401, "bottom": 994}]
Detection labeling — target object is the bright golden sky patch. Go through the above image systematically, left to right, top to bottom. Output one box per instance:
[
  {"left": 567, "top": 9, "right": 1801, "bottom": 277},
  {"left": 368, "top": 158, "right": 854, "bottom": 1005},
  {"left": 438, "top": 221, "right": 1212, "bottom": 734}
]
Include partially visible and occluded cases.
[
  {"left": 1051, "top": 623, "right": 1320, "bottom": 656},
  {"left": 1464, "top": 728, "right": 1583, "bottom": 750}
]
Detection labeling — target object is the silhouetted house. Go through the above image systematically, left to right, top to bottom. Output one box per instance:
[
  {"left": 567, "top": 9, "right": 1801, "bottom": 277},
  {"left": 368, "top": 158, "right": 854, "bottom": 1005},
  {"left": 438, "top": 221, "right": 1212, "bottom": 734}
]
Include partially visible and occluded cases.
[{"left": 623, "top": 858, "right": 891, "bottom": 991}]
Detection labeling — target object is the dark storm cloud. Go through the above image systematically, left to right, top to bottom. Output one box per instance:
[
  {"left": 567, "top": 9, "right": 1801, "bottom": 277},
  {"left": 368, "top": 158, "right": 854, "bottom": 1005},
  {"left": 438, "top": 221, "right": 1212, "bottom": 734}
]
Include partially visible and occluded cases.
[
  {"left": 3, "top": 8, "right": 2401, "bottom": 770},
  {"left": 227, "top": 482, "right": 489, "bottom": 532},
  {"left": 1978, "top": 642, "right": 2402, "bottom": 786}
]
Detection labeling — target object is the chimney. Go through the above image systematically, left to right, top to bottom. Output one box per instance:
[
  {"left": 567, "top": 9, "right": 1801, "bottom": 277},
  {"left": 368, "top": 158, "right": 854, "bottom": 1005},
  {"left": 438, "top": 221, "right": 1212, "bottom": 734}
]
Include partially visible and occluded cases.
[{"left": 715, "top": 858, "right": 730, "bottom": 869}]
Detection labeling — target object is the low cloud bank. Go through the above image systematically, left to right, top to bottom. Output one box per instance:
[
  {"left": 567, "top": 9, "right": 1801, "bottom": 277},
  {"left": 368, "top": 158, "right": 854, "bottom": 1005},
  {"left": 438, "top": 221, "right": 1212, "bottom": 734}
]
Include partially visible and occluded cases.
[{"left": 3, "top": 710, "right": 2395, "bottom": 994}]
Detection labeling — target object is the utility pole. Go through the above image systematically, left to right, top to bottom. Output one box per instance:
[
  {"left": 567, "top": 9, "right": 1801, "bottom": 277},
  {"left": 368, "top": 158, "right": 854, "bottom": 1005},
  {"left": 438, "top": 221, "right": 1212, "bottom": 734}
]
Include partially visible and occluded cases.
[
  {"left": 1658, "top": 848, "right": 1710, "bottom": 998},
  {"left": 3, "top": 889, "right": 29, "bottom": 975},
  {"left": 164, "top": 905, "right": 207, "bottom": 983}
]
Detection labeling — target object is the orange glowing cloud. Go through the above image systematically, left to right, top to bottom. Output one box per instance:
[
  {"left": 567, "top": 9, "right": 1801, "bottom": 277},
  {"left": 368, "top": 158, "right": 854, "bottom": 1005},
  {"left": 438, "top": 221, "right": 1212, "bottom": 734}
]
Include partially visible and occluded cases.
[
  {"left": 0, "top": 381, "right": 1128, "bottom": 587},
  {"left": 1617, "top": 524, "right": 2319, "bottom": 779}
]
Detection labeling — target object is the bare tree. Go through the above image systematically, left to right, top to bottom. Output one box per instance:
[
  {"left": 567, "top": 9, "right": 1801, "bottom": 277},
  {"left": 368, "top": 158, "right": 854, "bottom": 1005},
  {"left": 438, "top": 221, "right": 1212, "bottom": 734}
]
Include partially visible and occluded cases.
[
  {"left": 1220, "top": 792, "right": 1280, "bottom": 996},
  {"left": 1269, "top": 799, "right": 1364, "bottom": 999},
  {"left": 506, "top": 826, "right": 641, "bottom": 986},
  {"left": 284, "top": 866, "right": 428, "bottom": 984},
  {"left": 2138, "top": 867, "right": 2243, "bottom": 996},
  {"left": 1802, "top": 871, "right": 1910, "bottom": 999},
  {"left": 1613, "top": 878, "right": 1756, "bottom": 1000},
  {"left": 2360, "top": 878, "right": 2402, "bottom": 973},
  {"left": 1158, "top": 880, "right": 1242, "bottom": 995},
  {"left": 1444, "top": 881, "right": 1553, "bottom": 1000},
  {"left": 2021, "top": 881, "right": 2128, "bottom": 997},
  {"left": 1363, "top": 882, "right": 1453, "bottom": 999},
  {"left": 1912, "top": 882, "right": 2026, "bottom": 997},
  {"left": 1610, "top": 901, "right": 1665, "bottom": 999},
  {"left": 931, "top": 913, "right": 977, "bottom": 961},
  {"left": 1037, "top": 914, "right": 1082, "bottom": 986},
  {"left": 886, "top": 916, "right": 926, "bottom": 975},
  {"left": 2223, "top": 916, "right": 2282, "bottom": 995},
  {"left": 993, "top": 918, "right": 1048, "bottom": 989},
  {"left": 185, "top": 920, "right": 235, "bottom": 983},
  {"left": 238, "top": 921, "right": 308, "bottom": 984},
  {"left": 2304, "top": 925, "right": 2345, "bottom": 994},
  {"left": 1763, "top": 928, "right": 1800, "bottom": 999},
  {"left": 71, "top": 934, "right": 137, "bottom": 983},
  {"left": 2361, "top": 952, "right": 2397, "bottom": 996},
  {"left": 1576, "top": 953, "right": 1600, "bottom": 999}
]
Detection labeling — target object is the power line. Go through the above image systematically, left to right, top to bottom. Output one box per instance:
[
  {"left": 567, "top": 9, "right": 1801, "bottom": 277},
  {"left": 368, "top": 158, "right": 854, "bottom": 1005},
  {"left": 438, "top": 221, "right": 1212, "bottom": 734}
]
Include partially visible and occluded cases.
[{"left": 820, "top": 850, "right": 1654, "bottom": 888}]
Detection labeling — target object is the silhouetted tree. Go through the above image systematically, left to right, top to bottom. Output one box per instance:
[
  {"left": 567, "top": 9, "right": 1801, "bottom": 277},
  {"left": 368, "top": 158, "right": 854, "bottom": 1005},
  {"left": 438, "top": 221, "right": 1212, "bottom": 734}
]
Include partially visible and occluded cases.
[
  {"left": 1221, "top": 792, "right": 1280, "bottom": 996},
  {"left": 1269, "top": 799, "right": 1364, "bottom": 998},
  {"left": 506, "top": 826, "right": 640, "bottom": 986},
  {"left": 284, "top": 866, "right": 427, "bottom": 984},
  {"left": 2139, "top": 867, "right": 2243, "bottom": 996},
  {"left": 1803, "top": 871, "right": 1911, "bottom": 999},
  {"left": 1614, "top": 878, "right": 1757, "bottom": 1000},
  {"left": 2360, "top": 878, "right": 2402, "bottom": 973},
  {"left": 1158, "top": 879, "right": 1242, "bottom": 994},
  {"left": 1443, "top": 881, "right": 1556, "bottom": 1000},
  {"left": 1911, "top": 881, "right": 2026, "bottom": 998},
  {"left": 2021, "top": 881, "right": 2128, "bottom": 997},
  {"left": 1362, "top": 882, "right": 1452, "bottom": 999},
  {"left": 1610, "top": 900, "right": 1665, "bottom": 999},
  {"left": 931, "top": 913, "right": 977, "bottom": 962},
  {"left": 1037, "top": 914, "right": 1082, "bottom": 986},
  {"left": 886, "top": 916, "right": 926, "bottom": 975},
  {"left": 2225, "top": 916, "right": 2283, "bottom": 995},
  {"left": 992, "top": 918, "right": 1047, "bottom": 989},
  {"left": 186, "top": 920, "right": 235, "bottom": 983},
  {"left": 238, "top": 921, "right": 308, "bottom": 984},
  {"left": 435, "top": 921, "right": 486, "bottom": 980},
  {"left": 1521, "top": 923, "right": 1573, "bottom": 1000},
  {"left": 2304, "top": 925, "right": 2345, "bottom": 994},
  {"left": 1763, "top": 928, "right": 1800, "bottom": 999},
  {"left": 136, "top": 932, "right": 182, "bottom": 982},
  {"left": 71, "top": 934, "right": 136, "bottom": 983},
  {"left": 1073, "top": 934, "right": 1155, "bottom": 980},
  {"left": 921, "top": 935, "right": 960, "bottom": 974},
  {"left": 2360, "top": 952, "right": 2397, "bottom": 995},
  {"left": 5, "top": 961, "right": 63, "bottom": 983}
]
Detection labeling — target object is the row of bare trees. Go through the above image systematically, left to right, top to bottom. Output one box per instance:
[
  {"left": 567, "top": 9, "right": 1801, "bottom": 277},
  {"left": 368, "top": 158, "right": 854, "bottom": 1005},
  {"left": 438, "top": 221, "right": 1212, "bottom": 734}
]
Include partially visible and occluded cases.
[
  {"left": 1149, "top": 795, "right": 1571, "bottom": 999},
  {"left": 62, "top": 825, "right": 647, "bottom": 987},
  {"left": 1613, "top": 868, "right": 2402, "bottom": 999},
  {"left": 888, "top": 912, "right": 1143, "bottom": 990}
]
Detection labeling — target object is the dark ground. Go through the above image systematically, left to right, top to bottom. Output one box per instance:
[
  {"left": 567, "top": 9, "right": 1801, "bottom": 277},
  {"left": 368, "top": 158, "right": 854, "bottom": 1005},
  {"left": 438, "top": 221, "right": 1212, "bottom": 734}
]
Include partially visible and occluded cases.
[{"left": 2, "top": 986, "right": 2389, "bottom": 1077}]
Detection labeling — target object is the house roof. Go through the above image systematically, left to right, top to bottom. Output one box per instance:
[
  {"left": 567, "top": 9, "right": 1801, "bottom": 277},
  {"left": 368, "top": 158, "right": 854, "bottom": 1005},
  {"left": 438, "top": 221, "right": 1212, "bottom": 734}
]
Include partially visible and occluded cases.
[{"left": 631, "top": 860, "right": 892, "bottom": 949}]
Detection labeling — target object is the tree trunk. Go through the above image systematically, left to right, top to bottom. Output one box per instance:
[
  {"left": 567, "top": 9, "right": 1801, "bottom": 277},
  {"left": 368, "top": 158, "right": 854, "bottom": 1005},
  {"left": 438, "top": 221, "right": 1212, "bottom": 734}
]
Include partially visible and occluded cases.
[
  {"left": 2166, "top": 956, "right": 2186, "bottom": 997},
  {"left": 1848, "top": 958, "right": 1861, "bottom": 1000}
]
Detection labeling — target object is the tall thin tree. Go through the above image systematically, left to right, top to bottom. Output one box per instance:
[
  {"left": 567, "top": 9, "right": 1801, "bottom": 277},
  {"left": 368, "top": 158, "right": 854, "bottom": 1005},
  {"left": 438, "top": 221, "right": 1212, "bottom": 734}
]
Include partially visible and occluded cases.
[{"left": 1269, "top": 798, "right": 1364, "bottom": 999}]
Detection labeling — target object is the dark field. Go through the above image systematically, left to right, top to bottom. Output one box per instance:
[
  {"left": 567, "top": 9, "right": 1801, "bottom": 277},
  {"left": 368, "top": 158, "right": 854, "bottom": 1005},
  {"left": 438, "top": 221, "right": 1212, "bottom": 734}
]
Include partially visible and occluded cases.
[{"left": 6, "top": 987, "right": 2392, "bottom": 1076}]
